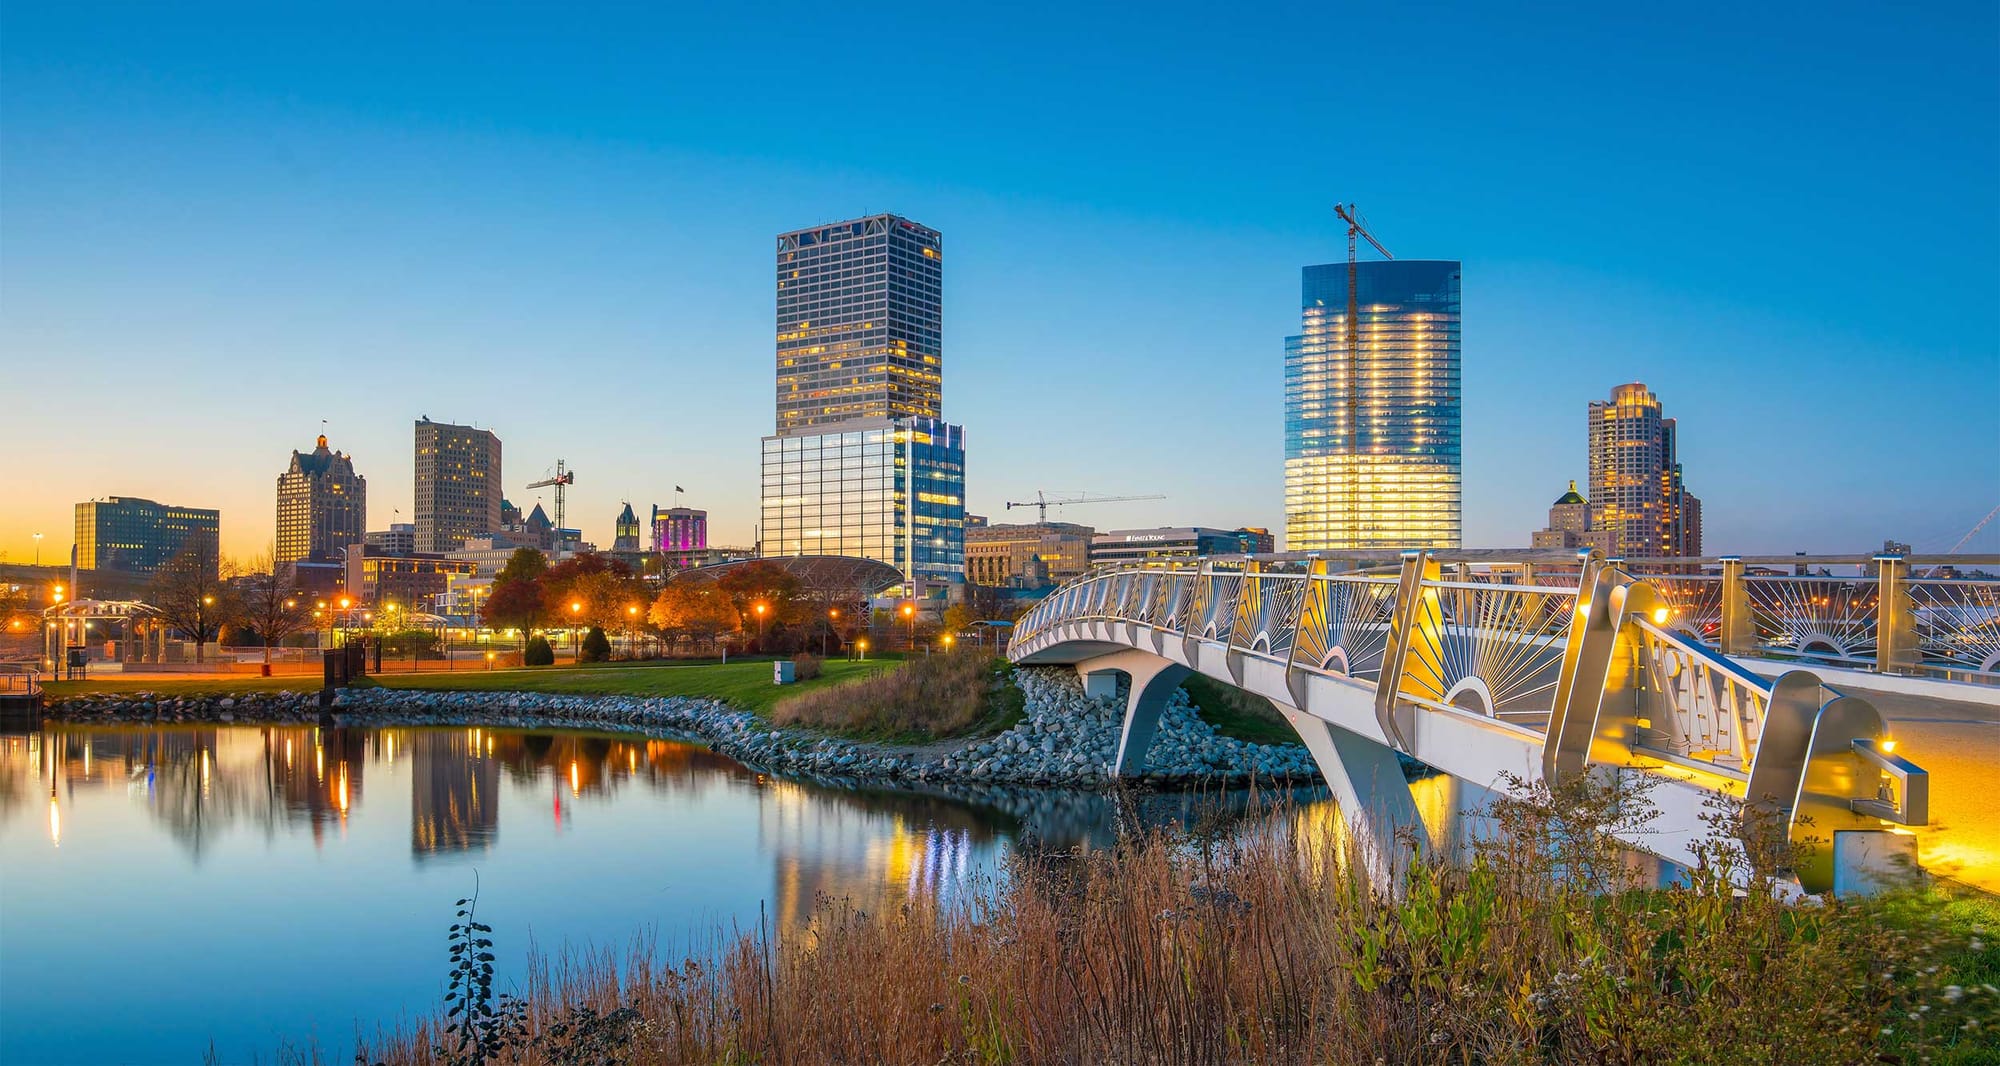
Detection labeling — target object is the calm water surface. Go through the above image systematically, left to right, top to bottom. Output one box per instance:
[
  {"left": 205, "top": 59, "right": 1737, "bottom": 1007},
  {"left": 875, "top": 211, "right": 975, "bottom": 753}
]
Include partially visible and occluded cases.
[{"left": 0, "top": 720, "right": 1329, "bottom": 1064}]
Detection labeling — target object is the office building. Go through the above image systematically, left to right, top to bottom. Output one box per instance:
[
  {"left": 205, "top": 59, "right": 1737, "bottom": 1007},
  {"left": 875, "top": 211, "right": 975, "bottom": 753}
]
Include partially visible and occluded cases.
[
  {"left": 761, "top": 214, "right": 966, "bottom": 593},
  {"left": 775, "top": 214, "right": 942, "bottom": 432},
  {"left": 1285, "top": 259, "right": 1462, "bottom": 551},
  {"left": 1587, "top": 383, "right": 1703, "bottom": 559},
  {"left": 413, "top": 418, "right": 501, "bottom": 553},
  {"left": 760, "top": 418, "right": 966, "bottom": 589},
  {"left": 276, "top": 434, "right": 366, "bottom": 565},
  {"left": 1530, "top": 481, "right": 1614, "bottom": 555},
  {"left": 74, "top": 497, "right": 221, "bottom": 580},
  {"left": 652, "top": 506, "right": 708, "bottom": 569},
  {"left": 965, "top": 522, "right": 1094, "bottom": 588},
  {"left": 365, "top": 523, "right": 417, "bottom": 555},
  {"left": 1090, "top": 527, "right": 1275, "bottom": 567},
  {"left": 342, "top": 544, "right": 476, "bottom": 610}
]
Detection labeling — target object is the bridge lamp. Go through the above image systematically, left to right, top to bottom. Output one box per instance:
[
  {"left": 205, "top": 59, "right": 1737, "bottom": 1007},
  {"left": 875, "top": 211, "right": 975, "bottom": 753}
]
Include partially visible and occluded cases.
[
  {"left": 339, "top": 597, "right": 351, "bottom": 610},
  {"left": 1651, "top": 606, "right": 1671, "bottom": 625},
  {"left": 1881, "top": 739, "right": 1897, "bottom": 753}
]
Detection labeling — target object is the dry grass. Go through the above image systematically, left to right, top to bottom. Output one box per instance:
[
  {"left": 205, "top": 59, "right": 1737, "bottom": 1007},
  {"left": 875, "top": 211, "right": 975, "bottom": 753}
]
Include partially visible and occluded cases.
[
  {"left": 770, "top": 651, "right": 1018, "bottom": 740},
  {"left": 352, "top": 779, "right": 1997, "bottom": 1066}
]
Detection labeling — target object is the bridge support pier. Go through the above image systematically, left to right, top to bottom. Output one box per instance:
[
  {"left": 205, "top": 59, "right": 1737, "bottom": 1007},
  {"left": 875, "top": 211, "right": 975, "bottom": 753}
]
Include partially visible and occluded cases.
[
  {"left": 1075, "top": 652, "right": 1191, "bottom": 776},
  {"left": 1280, "top": 707, "right": 1429, "bottom": 888}
]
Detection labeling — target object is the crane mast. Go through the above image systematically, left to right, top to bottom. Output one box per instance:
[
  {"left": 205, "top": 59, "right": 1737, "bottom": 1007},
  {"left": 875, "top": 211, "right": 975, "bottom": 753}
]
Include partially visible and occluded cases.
[
  {"left": 1332, "top": 204, "right": 1393, "bottom": 548},
  {"left": 526, "top": 460, "right": 576, "bottom": 549}
]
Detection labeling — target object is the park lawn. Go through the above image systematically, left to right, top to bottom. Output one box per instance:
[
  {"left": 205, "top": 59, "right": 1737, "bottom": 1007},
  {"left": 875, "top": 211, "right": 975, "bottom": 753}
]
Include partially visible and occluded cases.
[{"left": 41, "top": 658, "right": 897, "bottom": 716}]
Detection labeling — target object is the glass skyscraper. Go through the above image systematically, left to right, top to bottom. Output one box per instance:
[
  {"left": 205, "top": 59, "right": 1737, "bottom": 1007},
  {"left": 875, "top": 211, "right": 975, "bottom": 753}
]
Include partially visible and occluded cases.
[
  {"left": 761, "top": 215, "right": 965, "bottom": 591},
  {"left": 1285, "top": 259, "right": 1462, "bottom": 550}
]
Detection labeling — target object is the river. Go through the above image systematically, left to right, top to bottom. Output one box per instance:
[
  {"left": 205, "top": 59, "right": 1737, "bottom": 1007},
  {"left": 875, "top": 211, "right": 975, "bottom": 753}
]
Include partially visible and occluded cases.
[{"left": 0, "top": 721, "right": 1331, "bottom": 1063}]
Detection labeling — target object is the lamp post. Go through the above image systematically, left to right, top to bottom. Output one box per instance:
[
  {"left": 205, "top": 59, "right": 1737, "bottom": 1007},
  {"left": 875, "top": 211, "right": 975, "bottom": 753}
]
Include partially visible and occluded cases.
[
  {"left": 32, "top": 532, "right": 42, "bottom": 567},
  {"left": 338, "top": 596, "right": 352, "bottom": 648},
  {"left": 570, "top": 601, "right": 582, "bottom": 663},
  {"left": 901, "top": 601, "right": 915, "bottom": 652},
  {"left": 754, "top": 602, "right": 767, "bottom": 652},
  {"left": 627, "top": 604, "right": 640, "bottom": 660},
  {"left": 824, "top": 607, "right": 839, "bottom": 657},
  {"left": 857, "top": 637, "right": 868, "bottom": 662}
]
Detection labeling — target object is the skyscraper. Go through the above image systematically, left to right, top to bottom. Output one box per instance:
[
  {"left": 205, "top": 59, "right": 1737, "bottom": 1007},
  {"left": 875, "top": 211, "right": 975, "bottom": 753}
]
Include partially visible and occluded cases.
[
  {"left": 775, "top": 214, "right": 943, "bottom": 432},
  {"left": 760, "top": 215, "right": 966, "bottom": 592},
  {"left": 1285, "top": 259, "right": 1462, "bottom": 551},
  {"left": 1587, "top": 383, "right": 1702, "bottom": 559},
  {"left": 413, "top": 418, "right": 502, "bottom": 553},
  {"left": 276, "top": 434, "right": 366, "bottom": 564},
  {"left": 74, "top": 497, "right": 221, "bottom": 579},
  {"left": 652, "top": 505, "right": 707, "bottom": 568}
]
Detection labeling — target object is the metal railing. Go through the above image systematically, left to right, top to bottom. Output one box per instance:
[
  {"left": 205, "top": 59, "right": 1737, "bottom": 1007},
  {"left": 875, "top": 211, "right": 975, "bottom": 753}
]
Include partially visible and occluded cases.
[{"left": 0, "top": 663, "right": 43, "bottom": 697}]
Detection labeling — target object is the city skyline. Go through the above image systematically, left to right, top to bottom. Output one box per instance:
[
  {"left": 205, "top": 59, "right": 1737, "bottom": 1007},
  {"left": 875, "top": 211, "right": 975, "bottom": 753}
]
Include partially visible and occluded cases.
[{"left": 2, "top": 4, "right": 1996, "bottom": 563}]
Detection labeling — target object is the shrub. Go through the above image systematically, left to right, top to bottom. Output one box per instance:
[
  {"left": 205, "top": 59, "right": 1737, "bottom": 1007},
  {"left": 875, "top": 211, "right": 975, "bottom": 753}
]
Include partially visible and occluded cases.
[
  {"left": 579, "top": 627, "right": 611, "bottom": 663},
  {"left": 523, "top": 635, "right": 555, "bottom": 666},
  {"left": 772, "top": 651, "right": 1008, "bottom": 739},
  {"left": 791, "top": 652, "right": 822, "bottom": 681}
]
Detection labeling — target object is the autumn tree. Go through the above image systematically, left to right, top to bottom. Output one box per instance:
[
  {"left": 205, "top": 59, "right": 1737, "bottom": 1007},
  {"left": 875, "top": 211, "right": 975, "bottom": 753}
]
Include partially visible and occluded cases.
[
  {"left": 145, "top": 540, "right": 235, "bottom": 662},
  {"left": 483, "top": 548, "right": 549, "bottom": 650},
  {"left": 236, "top": 551, "right": 316, "bottom": 673},
  {"left": 714, "top": 560, "right": 803, "bottom": 627},
  {"left": 648, "top": 582, "right": 739, "bottom": 656}
]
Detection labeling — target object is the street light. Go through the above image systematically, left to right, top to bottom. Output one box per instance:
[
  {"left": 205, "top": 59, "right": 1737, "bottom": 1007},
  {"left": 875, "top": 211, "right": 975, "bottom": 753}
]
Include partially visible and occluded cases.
[
  {"left": 570, "top": 601, "right": 582, "bottom": 662},
  {"left": 754, "top": 602, "right": 767, "bottom": 651},
  {"left": 901, "top": 602, "right": 915, "bottom": 651},
  {"left": 627, "top": 604, "right": 640, "bottom": 659},
  {"left": 824, "top": 607, "right": 840, "bottom": 657},
  {"left": 857, "top": 637, "right": 868, "bottom": 661}
]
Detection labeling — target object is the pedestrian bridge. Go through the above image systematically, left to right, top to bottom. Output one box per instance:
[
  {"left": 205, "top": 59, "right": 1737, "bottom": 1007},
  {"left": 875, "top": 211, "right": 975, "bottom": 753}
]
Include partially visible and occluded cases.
[{"left": 1007, "top": 550, "right": 1937, "bottom": 893}]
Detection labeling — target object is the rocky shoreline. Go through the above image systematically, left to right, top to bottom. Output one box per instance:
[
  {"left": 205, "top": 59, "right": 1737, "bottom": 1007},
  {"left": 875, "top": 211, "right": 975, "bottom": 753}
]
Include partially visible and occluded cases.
[{"left": 43, "top": 666, "right": 1324, "bottom": 790}]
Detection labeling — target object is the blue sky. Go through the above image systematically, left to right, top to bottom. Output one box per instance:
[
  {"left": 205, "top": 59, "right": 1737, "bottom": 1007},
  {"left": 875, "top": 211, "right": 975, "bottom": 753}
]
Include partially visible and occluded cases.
[{"left": 2, "top": 1, "right": 1995, "bottom": 560}]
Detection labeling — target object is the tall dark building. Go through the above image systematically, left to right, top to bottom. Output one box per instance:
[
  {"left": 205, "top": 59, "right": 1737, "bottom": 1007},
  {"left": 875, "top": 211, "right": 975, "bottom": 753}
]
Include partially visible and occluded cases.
[
  {"left": 774, "top": 214, "right": 943, "bottom": 432},
  {"left": 761, "top": 215, "right": 966, "bottom": 592},
  {"left": 413, "top": 418, "right": 502, "bottom": 553},
  {"left": 276, "top": 434, "right": 366, "bottom": 565},
  {"left": 74, "top": 497, "right": 221, "bottom": 580},
  {"left": 612, "top": 502, "right": 642, "bottom": 552}
]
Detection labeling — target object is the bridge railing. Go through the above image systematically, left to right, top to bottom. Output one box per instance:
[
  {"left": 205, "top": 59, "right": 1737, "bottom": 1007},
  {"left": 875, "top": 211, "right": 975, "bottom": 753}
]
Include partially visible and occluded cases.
[
  {"left": 1008, "top": 551, "right": 1936, "bottom": 793},
  {"left": 1625, "top": 555, "right": 2000, "bottom": 682}
]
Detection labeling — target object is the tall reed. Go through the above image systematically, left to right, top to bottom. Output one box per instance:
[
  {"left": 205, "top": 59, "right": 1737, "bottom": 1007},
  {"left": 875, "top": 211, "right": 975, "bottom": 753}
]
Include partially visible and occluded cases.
[{"left": 355, "top": 777, "right": 1997, "bottom": 1065}]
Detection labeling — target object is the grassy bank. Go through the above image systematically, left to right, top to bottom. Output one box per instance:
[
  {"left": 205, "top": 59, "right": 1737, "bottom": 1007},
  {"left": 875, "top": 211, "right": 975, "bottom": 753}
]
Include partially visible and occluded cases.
[
  {"left": 771, "top": 652, "right": 1024, "bottom": 742},
  {"left": 41, "top": 657, "right": 895, "bottom": 716},
  {"left": 1181, "top": 672, "right": 1297, "bottom": 744},
  {"left": 350, "top": 780, "right": 1999, "bottom": 1065}
]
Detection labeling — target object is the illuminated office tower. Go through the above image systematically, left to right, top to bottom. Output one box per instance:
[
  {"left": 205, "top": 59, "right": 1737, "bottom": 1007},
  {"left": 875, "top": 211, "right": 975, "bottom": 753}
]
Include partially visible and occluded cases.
[
  {"left": 774, "top": 214, "right": 942, "bottom": 431},
  {"left": 761, "top": 215, "right": 965, "bottom": 591},
  {"left": 1285, "top": 259, "right": 1462, "bottom": 550},
  {"left": 1587, "top": 383, "right": 1702, "bottom": 559},
  {"left": 413, "top": 418, "right": 501, "bottom": 553},
  {"left": 275, "top": 434, "right": 366, "bottom": 564},
  {"left": 74, "top": 496, "right": 221, "bottom": 578}
]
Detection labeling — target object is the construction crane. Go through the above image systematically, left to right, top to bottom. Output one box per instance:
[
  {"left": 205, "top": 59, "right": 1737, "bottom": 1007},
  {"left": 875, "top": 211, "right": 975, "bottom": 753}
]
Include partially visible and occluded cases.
[
  {"left": 1331, "top": 203, "right": 1393, "bottom": 548},
  {"left": 526, "top": 460, "right": 575, "bottom": 547},
  {"left": 1004, "top": 491, "right": 1165, "bottom": 524}
]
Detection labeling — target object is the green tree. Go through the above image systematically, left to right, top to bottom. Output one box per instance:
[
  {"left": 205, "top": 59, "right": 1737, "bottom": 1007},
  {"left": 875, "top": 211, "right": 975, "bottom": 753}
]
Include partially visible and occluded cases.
[
  {"left": 484, "top": 548, "right": 549, "bottom": 650},
  {"left": 579, "top": 626, "right": 611, "bottom": 662},
  {"left": 523, "top": 634, "right": 555, "bottom": 666}
]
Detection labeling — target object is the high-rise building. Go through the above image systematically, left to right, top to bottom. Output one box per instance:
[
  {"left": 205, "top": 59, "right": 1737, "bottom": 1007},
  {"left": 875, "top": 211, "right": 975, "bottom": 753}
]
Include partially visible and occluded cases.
[
  {"left": 760, "top": 214, "right": 966, "bottom": 592},
  {"left": 775, "top": 214, "right": 943, "bottom": 432},
  {"left": 1285, "top": 259, "right": 1462, "bottom": 551},
  {"left": 1587, "top": 383, "right": 1702, "bottom": 559},
  {"left": 413, "top": 418, "right": 501, "bottom": 553},
  {"left": 276, "top": 434, "right": 366, "bottom": 565},
  {"left": 74, "top": 497, "right": 221, "bottom": 579},
  {"left": 365, "top": 523, "right": 417, "bottom": 555}
]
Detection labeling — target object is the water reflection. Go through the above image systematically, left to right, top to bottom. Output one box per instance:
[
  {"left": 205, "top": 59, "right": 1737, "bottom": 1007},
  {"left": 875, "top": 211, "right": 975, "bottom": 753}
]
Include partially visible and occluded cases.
[{"left": 0, "top": 720, "right": 1334, "bottom": 1062}]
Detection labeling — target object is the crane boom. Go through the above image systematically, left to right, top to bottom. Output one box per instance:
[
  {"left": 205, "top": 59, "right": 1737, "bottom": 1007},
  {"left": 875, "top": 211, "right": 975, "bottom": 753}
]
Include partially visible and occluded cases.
[
  {"left": 1328, "top": 203, "right": 1395, "bottom": 548},
  {"left": 525, "top": 460, "right": 575, "bottom": 548},
  {"left": 1004, "top": 491, "right": 1166, "bottom": 524}
]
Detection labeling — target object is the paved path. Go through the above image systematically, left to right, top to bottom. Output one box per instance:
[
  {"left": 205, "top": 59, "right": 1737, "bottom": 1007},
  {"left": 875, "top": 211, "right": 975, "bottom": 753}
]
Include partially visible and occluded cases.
[{"left": 1868, "top": 688, "right": 1999, "bottom": 893}]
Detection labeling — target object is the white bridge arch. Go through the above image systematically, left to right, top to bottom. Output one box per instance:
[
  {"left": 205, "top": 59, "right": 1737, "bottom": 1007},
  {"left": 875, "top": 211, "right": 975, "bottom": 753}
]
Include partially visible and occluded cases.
[{"left": 1007, "top": 550, "right": 1930, "bottom": 893}]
